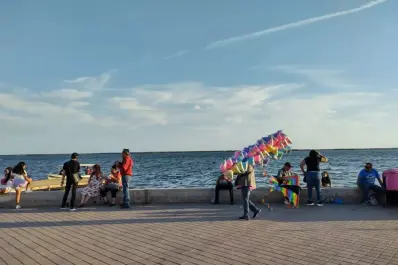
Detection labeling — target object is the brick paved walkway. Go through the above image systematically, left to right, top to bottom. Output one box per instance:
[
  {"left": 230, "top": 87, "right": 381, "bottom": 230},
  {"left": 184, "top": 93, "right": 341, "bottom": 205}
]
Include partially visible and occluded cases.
[{"left": 0, "top": 203, "right": 397, "bottom": 265}]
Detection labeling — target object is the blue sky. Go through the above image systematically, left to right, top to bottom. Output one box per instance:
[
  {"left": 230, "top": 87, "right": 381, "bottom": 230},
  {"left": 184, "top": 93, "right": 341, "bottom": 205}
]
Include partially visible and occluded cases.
[{"left": 1, "top": 0, "right": 397, "bottom": 154}]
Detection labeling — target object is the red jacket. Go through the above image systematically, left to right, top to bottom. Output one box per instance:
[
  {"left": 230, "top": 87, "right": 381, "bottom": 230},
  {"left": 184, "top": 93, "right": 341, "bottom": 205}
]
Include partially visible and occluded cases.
[{"left": 120, "top": 156, "right": 133, "bottom": 176}]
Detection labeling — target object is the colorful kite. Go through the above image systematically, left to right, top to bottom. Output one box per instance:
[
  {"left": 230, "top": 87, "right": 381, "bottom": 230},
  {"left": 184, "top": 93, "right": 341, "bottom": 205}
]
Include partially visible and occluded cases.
[{"left": 269, "top": 175, "right": 301, "bottom": 208}]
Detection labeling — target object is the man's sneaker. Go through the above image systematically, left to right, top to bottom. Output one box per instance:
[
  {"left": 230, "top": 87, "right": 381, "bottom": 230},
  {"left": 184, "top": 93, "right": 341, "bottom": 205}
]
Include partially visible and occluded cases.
[
  {"left": 363, "top": 200, "right": 372, "bottom": 206},
  {"left": 306, "top": 201, "right": 315, "bottom": 206},
  {"left": 316, "top": 203, "right": 323, "bottom": 207},
  {"left": 16, "top": 205, "right": 22, "bottom": 209},
  {"left": 69, "top": 208, "right": 76, "bottom": 212},
  {"left": 252, "top": 209, "right": 261, "bottom": 219},
  {"left": 239, "top": 216, "right": 249, "bottom": 220}
]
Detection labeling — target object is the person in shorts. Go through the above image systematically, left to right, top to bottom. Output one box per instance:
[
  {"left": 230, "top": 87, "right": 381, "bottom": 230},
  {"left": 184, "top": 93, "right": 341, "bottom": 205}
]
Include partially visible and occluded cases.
[{"left": 11, "top": 162, "right": 32, "bottom": 209}]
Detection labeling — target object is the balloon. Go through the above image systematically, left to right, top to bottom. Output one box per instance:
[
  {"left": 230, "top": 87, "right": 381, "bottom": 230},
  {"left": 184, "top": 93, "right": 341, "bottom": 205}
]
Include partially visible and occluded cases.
[
  {"left": 218, "top": 130, "right": 292, "bottom": 173},
  {"left": 258, "top": 143, "right": 267, "bottom": 151},
  {"left": 252, "top": 145, "right": 259, "bottom": 153},
  {"left": 266, "top": 145, "right": 276, "bottom": 153},
  {"left": 254, "top": 153, "right": 264, "bottom": 165},
  {"left": 226, "top": 158, "right": 234, "bottom": 170},
  {"left": 220, "top": 161, "right": 227, "bottom": 172},
  {"left": 235, "top": 161, "right": 248, "bottom": 173},
  {"left": 231, "top": 164, "right": 242, "bottom": 174},
  {"left": 224, "top": 170, "right": 234, "bottom": 181}
]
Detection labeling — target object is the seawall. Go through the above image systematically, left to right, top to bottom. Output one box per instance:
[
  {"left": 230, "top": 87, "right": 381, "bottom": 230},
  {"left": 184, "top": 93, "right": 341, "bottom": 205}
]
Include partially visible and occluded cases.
[{"left": 0, "top": 187, "right": 364, "bottom": 208}]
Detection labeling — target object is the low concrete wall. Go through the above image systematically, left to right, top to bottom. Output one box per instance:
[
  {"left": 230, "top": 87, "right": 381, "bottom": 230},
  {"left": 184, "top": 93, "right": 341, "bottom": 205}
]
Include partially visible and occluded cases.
[{"left": 0, "top": 187, "right": 365, "bottom": 208}]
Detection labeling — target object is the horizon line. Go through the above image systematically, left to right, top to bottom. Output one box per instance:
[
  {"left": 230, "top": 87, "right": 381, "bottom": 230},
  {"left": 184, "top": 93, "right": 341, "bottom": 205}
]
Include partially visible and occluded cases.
[{"left": 0, "top": 147, "right": 397, "bottom": 156}]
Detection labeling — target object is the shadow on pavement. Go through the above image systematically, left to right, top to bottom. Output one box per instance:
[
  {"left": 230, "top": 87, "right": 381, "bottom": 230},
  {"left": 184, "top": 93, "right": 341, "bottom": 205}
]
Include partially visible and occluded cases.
[{"left": 0, "top": 204, "right": 397, "bottom": 229}]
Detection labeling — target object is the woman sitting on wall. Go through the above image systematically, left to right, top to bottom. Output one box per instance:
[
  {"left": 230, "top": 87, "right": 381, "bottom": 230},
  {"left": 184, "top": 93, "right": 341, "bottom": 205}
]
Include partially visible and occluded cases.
[
  {"left": 79, "top": 164, "right": 104, "bottom": 207},
  {"left": 100, "top": 164, "right": 122, "bottom": 207},
  {"left": 0, "top": 167, "right": 13, "bottom": 194}
]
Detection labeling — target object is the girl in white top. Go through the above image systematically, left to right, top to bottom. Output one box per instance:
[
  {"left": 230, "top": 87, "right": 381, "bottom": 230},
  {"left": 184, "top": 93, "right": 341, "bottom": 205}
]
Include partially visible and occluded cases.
[
  {"left": 11, "top": 162, "right": 32, "bottom": 209},
  {"left": 0, "top": 167, "right": 13, "bottom": 194}
]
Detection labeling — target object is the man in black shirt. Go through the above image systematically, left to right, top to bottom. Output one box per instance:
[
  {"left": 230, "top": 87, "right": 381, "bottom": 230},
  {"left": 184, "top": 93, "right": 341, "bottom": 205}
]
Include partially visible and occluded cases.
[{"left": 60, "top": 152, "right": 80, "bottom": 211}]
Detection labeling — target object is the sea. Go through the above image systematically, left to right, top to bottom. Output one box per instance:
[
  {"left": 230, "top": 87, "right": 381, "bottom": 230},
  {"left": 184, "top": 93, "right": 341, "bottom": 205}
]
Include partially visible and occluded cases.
[{"left": 0, "top": 149, "right": 397, "bottom": 188}]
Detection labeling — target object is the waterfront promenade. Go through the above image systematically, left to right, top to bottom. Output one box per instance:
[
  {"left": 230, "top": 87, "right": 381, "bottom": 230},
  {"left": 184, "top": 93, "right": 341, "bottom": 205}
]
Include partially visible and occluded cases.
[{"left": 0, "top": 204, "right": 397, "bottom": 265}]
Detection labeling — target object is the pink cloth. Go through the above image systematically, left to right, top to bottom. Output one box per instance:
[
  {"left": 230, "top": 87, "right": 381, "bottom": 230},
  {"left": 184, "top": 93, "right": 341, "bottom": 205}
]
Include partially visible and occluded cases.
[{"left": 383, "top": 169, "right": 398, "bottom": 191}]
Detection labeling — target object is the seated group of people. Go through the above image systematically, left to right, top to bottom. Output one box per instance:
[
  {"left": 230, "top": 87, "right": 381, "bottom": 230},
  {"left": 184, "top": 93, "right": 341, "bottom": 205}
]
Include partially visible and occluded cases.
[
  {"left": 213, "top": 160, "right": 387, "bottom": 206},
  {"left": 78, "top": 163, "right": 122, "bottom": 207}
]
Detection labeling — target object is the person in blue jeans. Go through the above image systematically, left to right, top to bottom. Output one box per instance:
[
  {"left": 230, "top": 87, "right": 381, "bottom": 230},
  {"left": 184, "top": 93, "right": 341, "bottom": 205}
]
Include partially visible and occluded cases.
[
  {"left": 118, "top": 149, "right": 134, "bottom": 209},
  {"left": 300, "top": 150, "right": 328, "bottom": 206},
  {"left": 357, "top": 163, "right": 385, "bottom": 205}
]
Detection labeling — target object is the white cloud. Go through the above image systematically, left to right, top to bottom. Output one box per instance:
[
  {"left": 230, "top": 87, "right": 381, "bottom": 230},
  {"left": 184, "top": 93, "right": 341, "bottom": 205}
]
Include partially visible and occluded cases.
[
  {"left": 205, "top": 0, "right": 387, "bottom": 49},
  {"left": 164, "top": 50, "right": 188, "bottom": 60},
  {"left": 269, "top": 65, "right": 359, "bottom": 90},
  {"left": 0, "top": 69, "right": 397, "bottom": 154},
  {"left": 64, "top": 71, "right": 113, "bottom": 91},
  {"left": 41, "top": 89, "right": 93, "bottom": 100},
  {"left": 111, "top": 97, "right": 168, "bottom": 126},
  {"left": 67, "top": 101, "right": 91, "bottom": 108}
]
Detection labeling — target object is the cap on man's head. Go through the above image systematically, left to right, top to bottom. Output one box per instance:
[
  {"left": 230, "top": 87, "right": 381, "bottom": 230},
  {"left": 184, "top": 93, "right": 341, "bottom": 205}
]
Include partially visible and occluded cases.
[
  {"left": 122, "top": 149, "right": 130, "bottom": 155},
  {"left": 71, "top": 152, "right": 79, "bottom": 159},
  {"left": 284, "top": 162, "right": 292, "bottom": 168}
]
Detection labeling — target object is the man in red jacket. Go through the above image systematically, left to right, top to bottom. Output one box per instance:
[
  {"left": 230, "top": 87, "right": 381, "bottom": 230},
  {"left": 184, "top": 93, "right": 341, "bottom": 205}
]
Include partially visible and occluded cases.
[{"left": 119, "top": 149, "right": 133, "bottom": 209}]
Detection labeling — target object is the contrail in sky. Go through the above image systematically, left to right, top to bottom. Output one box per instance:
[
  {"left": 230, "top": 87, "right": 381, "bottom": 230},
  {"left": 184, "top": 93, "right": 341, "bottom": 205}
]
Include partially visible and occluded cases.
[{"left": 205, "top": 0, "right": 387, "bottom": 50}]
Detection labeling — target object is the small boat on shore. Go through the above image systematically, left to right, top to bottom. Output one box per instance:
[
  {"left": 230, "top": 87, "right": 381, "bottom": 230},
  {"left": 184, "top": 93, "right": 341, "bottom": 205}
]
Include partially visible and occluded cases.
[{"left": 47, "top": 164, "right": 95, "bottom": 179}]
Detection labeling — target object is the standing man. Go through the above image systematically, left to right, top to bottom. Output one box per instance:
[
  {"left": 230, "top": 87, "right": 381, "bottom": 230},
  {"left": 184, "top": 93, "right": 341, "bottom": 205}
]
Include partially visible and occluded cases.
[
  {"left": 119, "top": 149, "right": 133, "bottom": 209},
  {"left": 61, "top": 152, "right": 80, "bottom": 211}
]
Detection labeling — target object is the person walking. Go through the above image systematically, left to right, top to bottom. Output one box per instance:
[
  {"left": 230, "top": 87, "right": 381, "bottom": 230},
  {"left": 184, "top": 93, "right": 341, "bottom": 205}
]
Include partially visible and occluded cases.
[
  {"left": 118, "top": 149, "right": 133, "bottom": 209},
  {"left": 300, "top": 150, "right": 328, "bottom": 206},
  {"left": 60, "top": 152, "right": 81, "bottom": 211},
  {"left": 235, "top": 165, "right": 261, "bottom": 220}
]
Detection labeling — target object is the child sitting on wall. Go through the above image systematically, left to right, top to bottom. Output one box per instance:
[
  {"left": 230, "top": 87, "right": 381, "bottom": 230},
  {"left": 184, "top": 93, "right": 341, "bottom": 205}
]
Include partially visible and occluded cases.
[{"left": 321, "top": 171, "right": 331, "bottom": 187}]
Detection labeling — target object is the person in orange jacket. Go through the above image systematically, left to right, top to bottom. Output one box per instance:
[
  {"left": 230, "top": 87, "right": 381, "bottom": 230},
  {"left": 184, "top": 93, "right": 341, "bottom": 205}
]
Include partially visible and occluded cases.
[{"left": 118, "top": 149, "right": 134, "bottom": 209}]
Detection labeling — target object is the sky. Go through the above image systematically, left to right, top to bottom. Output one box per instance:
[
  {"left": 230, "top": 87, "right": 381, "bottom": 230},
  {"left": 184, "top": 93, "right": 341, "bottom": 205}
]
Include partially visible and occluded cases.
[{"left": 0, "top": 0, "right": 397, "bottom": 154}]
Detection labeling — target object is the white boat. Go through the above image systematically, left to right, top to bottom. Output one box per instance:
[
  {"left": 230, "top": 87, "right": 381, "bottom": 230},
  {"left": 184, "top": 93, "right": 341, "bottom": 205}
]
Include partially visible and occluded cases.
[{"left": 47, "top": 164, "right": 95, "bottom": 179}]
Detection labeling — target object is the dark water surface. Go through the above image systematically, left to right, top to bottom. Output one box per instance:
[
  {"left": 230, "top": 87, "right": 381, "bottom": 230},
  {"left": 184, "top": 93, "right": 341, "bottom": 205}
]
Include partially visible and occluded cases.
[{"left": 0, "top": 149, "right": 397, "bottom": 188}]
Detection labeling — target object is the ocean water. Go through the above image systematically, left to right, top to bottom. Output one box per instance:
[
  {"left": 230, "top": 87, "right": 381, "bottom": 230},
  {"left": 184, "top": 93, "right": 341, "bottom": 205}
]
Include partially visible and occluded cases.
[{"left": 0, "top": 149, "right": 397, "bottom": 188}]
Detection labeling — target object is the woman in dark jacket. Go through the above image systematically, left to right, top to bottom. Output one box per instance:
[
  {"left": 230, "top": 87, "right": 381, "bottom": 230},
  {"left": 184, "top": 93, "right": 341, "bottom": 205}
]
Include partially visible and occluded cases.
[{"left": 300, "top": 150, "right": 328, "bottom": 206}]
